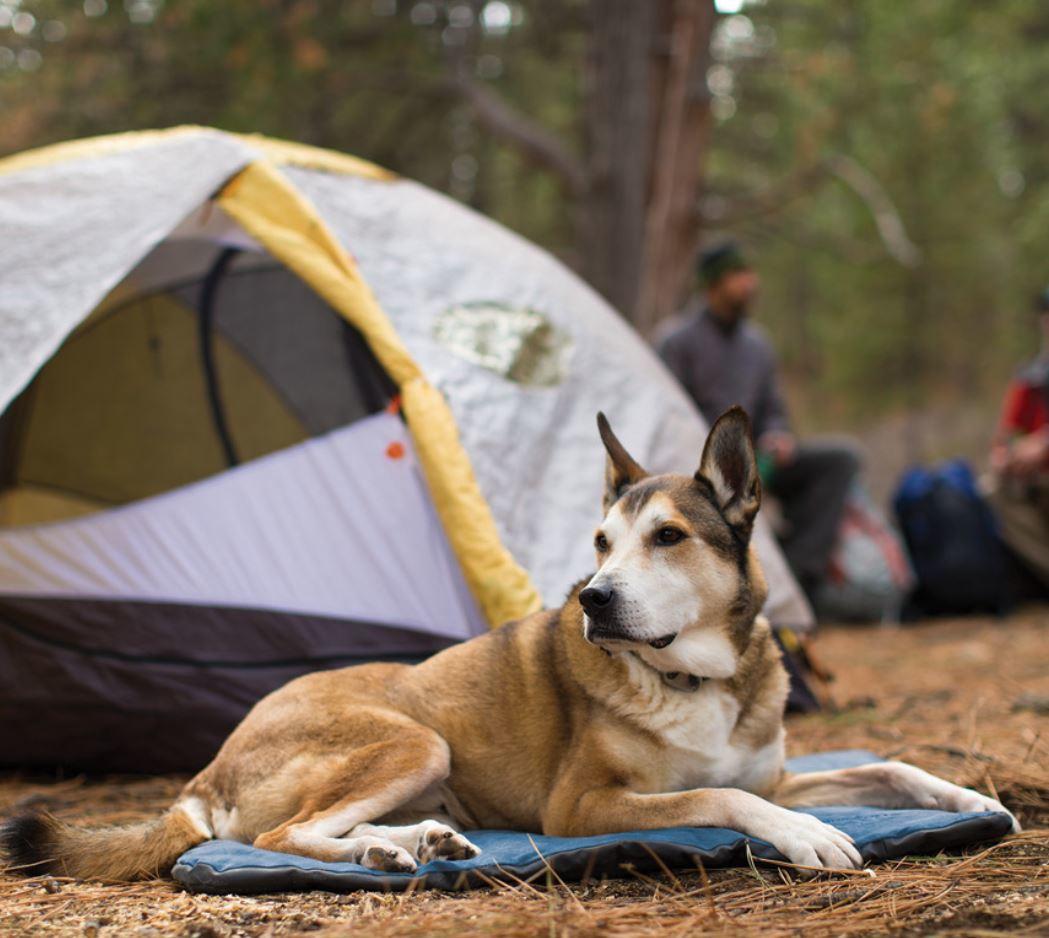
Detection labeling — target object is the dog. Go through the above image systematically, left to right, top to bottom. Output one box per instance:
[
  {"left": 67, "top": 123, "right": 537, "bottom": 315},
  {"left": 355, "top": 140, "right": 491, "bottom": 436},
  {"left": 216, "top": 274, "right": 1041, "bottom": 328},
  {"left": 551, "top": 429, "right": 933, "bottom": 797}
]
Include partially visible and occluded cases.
[{"left": 1, "top": 407, "right": 1018, "bottom": 881}]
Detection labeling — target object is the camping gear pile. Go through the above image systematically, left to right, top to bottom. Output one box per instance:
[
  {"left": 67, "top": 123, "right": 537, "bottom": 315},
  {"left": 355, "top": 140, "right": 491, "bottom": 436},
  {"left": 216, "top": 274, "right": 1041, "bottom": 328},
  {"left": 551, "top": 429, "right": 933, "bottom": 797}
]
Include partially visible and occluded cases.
[
  {"left": 0, "top": 128, "right": 814, "bottom": 773},
  {"left": 820, "top": 457, "right": 1047, "bottom": 621},
  {"left": 894, "top": 461, "right": 1012, "bottom": 616},
  {"left": 813, "top": 483, "right": 914, "bottom": 622}
]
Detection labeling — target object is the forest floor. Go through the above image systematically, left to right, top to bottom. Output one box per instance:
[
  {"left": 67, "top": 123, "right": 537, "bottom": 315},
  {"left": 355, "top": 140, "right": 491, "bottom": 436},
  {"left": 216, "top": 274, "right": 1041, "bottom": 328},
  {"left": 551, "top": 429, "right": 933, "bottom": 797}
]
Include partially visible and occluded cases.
[{"left": 1, "top": 609, "right": 1047, "bottom": 937}]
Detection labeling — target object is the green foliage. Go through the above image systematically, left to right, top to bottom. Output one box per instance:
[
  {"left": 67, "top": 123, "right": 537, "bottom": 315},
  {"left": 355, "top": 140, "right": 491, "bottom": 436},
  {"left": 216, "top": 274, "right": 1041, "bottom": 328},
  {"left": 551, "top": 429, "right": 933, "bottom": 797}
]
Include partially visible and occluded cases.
[
  {"left": 0, "top": 0, "right": 1044, "bottom": 430},
  {"left": 0, "top": 0, "right": 583, "bottom": 253},
  {"left": 709, "top": 0, "right": 1048, "bottom": 427}
]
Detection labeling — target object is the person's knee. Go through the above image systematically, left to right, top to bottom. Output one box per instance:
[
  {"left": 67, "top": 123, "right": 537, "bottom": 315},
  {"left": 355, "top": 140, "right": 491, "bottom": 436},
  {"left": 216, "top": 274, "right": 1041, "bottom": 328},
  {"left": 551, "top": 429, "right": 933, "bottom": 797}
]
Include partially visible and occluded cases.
[
  {"left": 798, "top": 438, "right": 863, "bottom": 479},
  {"left": 831, "top": 441, "right": 862, "bottom": 478}
]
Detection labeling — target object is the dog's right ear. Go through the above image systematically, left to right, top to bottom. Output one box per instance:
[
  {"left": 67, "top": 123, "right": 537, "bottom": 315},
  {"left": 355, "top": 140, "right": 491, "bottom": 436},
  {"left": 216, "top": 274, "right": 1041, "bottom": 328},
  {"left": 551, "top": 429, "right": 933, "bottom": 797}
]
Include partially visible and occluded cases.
[
  {"left": 695, "top": 406, "right": 761, "bottom": 541},
  {"left": 597, "top": 412, "right": 648, "bottom": 513}
]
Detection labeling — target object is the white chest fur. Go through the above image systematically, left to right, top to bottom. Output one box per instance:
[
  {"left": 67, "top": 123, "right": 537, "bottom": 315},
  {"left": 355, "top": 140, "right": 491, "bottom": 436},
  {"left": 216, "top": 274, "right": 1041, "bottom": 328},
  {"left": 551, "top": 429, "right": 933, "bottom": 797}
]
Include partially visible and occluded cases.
[{"left": 610, "top": 655, "right": 785, "bottom": 795}]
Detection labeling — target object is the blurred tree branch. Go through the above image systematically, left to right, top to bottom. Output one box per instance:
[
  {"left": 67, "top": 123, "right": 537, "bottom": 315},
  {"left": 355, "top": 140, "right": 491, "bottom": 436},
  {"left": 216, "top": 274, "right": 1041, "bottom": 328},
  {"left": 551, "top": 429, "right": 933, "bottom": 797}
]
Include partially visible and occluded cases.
[
  {"left": 450, "top": 65, "right": 587, "bottom": 196},
  {"left": 705, "top": 153, "right": 921, "bottom": 269},
  {"left": 825, "top": 154, "right": 921, "bottom": 268}
]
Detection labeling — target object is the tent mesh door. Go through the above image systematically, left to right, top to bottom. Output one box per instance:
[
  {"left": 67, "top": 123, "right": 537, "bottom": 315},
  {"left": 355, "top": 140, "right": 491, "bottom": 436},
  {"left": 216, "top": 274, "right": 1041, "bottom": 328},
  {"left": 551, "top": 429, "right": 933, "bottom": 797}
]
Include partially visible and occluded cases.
[{"left": 0, "top": 248, "right": 397, "bottom": 526}]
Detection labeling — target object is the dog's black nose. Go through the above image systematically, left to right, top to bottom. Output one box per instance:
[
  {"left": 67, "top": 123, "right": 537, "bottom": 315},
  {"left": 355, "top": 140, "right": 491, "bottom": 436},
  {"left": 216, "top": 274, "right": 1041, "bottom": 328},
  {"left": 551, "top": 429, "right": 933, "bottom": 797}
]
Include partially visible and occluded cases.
[{"left": 580, "top": 585, "right": 614, "bottom": 615}]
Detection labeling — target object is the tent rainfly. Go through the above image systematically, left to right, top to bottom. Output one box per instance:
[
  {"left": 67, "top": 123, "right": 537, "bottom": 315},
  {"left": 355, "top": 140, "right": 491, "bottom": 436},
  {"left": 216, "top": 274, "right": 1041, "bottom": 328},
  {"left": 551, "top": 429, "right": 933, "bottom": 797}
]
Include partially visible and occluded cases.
[{"left": 0, "top": 127, "right": 813, "bottom": 772}]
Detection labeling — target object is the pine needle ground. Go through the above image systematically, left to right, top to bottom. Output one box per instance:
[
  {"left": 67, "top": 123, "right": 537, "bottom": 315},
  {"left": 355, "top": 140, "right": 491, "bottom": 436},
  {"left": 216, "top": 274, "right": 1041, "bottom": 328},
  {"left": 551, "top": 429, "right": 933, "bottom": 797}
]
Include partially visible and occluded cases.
[{"left": 2, "top": 610, "right": 1047, "bottom": 937}]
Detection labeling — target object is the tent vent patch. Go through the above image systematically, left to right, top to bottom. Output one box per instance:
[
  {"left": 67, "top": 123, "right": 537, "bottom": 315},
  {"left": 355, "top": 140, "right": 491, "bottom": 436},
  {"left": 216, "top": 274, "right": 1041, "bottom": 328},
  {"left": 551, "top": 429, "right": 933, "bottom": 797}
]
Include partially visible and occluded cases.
[{"left": 433, "top": 302, "right": 571, "bottom": 387}]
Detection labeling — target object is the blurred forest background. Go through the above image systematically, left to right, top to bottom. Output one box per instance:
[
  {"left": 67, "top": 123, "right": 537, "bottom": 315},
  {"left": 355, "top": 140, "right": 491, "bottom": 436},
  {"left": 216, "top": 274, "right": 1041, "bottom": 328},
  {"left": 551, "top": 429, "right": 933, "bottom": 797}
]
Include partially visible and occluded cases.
[{"left": 2, "top": 0, "right": 1047, "bottom": 494}]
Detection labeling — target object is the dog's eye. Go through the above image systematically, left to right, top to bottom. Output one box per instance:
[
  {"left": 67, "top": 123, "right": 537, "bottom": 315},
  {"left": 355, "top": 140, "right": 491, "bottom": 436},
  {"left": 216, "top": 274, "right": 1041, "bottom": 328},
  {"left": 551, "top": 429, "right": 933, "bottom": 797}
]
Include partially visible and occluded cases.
[
  {"left": 656, "top": 526, "right": 685, "bottom": 545},
  {"left": 594, "top": 533, "right": 609, "bottom": 552}
]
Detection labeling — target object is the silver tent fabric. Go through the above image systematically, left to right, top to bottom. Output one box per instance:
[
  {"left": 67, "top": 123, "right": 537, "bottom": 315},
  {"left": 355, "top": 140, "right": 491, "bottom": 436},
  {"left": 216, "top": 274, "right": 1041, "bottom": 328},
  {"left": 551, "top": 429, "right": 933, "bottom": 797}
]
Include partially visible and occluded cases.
[
  {"left": 0, "top": 129, "right": 812, "bottom": 629},
  {"left": 0, "top": 130, "right": 258, "bottom": 414},
  {"left": 286, "top": 170, "right": 813, "bottom": 627},
  {"left": 0, "top": 412, "right": 484, "bottom": 638}
]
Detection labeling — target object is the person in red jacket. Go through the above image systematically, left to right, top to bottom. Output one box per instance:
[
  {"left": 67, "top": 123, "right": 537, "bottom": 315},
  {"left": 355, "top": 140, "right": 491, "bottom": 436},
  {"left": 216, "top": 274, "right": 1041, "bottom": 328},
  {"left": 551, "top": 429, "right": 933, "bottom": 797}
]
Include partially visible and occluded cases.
[{"left": 989, "top": 290, "right": 1049, "bottom": 590}]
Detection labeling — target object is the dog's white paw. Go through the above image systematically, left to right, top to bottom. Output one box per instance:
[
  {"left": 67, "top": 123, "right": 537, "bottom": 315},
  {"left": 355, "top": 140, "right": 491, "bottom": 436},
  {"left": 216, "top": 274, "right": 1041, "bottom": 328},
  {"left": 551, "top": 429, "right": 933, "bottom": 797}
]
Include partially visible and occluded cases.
[
  {"left": 889, "top": 764, "right": 1020, "bottom": 832},
  {"left": 751, "top": 806, "right": 862, "bottom": 871},
  {"left": 416, "top": 821, "right": 481, "bottom": 863},
  {"left": 361, "top": 843, "right": 418, "bottom": 873}
]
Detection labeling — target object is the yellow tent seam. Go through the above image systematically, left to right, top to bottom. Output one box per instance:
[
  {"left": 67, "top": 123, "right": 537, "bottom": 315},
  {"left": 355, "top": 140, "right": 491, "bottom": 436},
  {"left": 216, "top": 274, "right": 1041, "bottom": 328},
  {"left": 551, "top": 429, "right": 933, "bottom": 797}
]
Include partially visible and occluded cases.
[
  {"left": 0, "top": 126, "right": 394, "bottom": 181},
  {"left": 218, "top": 161, "right": 542, "bottom": 628}
]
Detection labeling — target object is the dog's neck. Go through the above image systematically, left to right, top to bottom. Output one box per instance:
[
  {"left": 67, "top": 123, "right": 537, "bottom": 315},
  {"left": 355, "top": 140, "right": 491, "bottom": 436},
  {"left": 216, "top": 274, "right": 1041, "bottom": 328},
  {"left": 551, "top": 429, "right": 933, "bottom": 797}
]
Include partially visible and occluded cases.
[
  {"left": 629, "top": 620, "right": 742, "bottom": 685},
  {"left": 590, "top": 642, "right": 707, "bottom": 692},
  {"left": 627, "top": 653, "right": 705, "bottom": 692}
]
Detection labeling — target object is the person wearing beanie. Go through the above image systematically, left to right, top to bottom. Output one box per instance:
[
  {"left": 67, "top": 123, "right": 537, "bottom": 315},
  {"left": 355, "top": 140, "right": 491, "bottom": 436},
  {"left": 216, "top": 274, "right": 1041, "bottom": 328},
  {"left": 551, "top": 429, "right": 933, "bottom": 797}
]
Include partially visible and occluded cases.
[
  {"left": 655, "top": 241, "right": 860, "bottom": 605},
  {"left": 987, "top": 290, "right": 1049, "bottom": 593}
]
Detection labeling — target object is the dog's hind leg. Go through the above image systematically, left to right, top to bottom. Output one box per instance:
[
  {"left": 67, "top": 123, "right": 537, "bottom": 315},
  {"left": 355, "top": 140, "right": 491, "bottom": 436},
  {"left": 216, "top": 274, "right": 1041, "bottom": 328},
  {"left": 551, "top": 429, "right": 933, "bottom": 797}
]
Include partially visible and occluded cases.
[
  {"left": 252, "top": 728, "right": 453, "bottom": 871},
  {"left": 772, "top": 762, "right": 1020, "bottom": 831},
  {"left": 349, "top": 820, "right": 481, "bottom": 864}
]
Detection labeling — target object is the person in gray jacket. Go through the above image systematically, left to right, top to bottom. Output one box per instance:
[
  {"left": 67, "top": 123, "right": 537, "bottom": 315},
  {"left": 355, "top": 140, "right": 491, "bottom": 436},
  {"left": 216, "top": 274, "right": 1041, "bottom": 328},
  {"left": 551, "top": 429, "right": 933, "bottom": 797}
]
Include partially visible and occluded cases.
[{"left": 656, "top": 242, "right": 859, "bottom": 602}]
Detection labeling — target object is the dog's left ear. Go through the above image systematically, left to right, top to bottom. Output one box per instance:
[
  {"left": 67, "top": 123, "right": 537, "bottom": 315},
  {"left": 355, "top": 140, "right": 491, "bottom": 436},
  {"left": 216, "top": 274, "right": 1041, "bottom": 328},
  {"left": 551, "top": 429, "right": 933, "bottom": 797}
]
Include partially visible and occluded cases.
[
  {"left": 696, "top": 406, "right": 761, "bottom": 540},
  {"left": 597, "top": 412, "right": 648, "bottom": 513}
]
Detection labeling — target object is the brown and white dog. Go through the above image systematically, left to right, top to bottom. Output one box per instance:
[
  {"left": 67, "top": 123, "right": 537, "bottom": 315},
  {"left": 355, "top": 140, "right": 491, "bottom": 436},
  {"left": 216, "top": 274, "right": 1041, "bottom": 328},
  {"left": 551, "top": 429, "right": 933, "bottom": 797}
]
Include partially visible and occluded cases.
[{"left": 2, "top": 408, "right": 1017, "bottom": 881}]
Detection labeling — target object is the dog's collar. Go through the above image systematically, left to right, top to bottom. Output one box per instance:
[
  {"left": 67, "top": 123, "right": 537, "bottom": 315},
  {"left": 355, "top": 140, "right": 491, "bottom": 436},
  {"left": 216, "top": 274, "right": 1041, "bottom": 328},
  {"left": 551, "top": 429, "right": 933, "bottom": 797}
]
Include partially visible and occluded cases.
[
  {"left": 628, "top": 652, "right": 704, "bottom": 692},
  {"left": 660, "top": 670, "right": 704, "bottom": 692}
]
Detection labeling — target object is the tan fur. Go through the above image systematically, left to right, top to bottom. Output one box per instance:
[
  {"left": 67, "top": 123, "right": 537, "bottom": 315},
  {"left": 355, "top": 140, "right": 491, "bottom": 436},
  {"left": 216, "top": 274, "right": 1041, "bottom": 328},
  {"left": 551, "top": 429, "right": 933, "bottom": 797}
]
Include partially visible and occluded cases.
[
  {"left": 2, "top": 408, "right": 1016, "bottom": 880},
  {"left": 6, "top": 808, "right": 207, "bottom": 881}
]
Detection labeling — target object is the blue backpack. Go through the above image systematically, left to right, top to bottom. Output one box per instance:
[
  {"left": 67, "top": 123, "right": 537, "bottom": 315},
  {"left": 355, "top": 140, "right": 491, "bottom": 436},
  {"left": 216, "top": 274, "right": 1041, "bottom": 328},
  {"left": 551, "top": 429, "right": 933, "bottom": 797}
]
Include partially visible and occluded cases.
[{"left": 892, "top": 460, "right": 1009, "bottom": 615}]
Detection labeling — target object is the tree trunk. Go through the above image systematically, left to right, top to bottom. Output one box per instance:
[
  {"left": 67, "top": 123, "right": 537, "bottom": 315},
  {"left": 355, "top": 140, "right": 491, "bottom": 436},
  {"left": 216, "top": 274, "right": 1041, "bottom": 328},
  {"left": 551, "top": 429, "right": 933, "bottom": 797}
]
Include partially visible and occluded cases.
[
  {"left": 581, "top": 0, "right": 657, "bottom": 321},
  {"left": 582, "top": 0, "right": 714, "bottom": 332},
  {"left": 637, "top": 0, "right": 715, "bottom": 335}
]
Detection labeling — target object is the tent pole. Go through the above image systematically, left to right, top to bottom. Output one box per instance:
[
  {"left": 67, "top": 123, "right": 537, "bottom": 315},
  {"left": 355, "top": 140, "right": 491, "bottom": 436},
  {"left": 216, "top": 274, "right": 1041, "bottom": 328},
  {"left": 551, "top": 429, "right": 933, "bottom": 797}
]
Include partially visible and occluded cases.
[{"left": 198, "top": 247, "right": 241, "bottom": 468}]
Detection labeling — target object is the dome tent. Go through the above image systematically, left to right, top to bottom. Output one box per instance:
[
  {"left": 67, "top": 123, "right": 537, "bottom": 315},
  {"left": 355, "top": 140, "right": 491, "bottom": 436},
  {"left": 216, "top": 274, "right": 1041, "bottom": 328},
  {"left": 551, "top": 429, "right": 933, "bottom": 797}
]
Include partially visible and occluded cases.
[{"left": 0, "top": 127, "right": 813, "bottom": 772}]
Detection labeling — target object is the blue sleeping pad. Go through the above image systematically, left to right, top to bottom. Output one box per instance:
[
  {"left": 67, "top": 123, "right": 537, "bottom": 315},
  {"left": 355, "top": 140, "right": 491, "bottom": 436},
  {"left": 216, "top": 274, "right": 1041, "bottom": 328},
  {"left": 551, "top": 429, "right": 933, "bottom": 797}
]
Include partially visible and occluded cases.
[{"left": 172, "top": 750, "right": 1014, "bottom": 894}]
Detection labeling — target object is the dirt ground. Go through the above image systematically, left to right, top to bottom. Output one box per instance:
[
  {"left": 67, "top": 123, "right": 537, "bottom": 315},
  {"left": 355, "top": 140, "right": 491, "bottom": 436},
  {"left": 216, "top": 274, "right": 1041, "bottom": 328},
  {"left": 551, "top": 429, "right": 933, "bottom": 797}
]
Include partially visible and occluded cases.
[{"left": 1, "top": 610, "right": 1047, "bottom": 937}]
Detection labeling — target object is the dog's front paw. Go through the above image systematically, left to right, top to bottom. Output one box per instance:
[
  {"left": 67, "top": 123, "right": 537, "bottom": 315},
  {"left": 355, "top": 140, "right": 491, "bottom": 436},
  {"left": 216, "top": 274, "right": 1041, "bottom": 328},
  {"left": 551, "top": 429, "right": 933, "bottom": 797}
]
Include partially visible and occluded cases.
[
  {"left": 887, "top": 764, "right": 1021, "bottom": 832},
  {"left": 934, "top": 785, "right": 1020, "bottom": 832},
  {"left": 753, "top": 807, "right": 863, "bottom": 871},
  {"left": 417, "top": 821, "right": 482, "bottom": 863},
  {"left": 361, "top": 843, "right": 418, "bottom": 873}
]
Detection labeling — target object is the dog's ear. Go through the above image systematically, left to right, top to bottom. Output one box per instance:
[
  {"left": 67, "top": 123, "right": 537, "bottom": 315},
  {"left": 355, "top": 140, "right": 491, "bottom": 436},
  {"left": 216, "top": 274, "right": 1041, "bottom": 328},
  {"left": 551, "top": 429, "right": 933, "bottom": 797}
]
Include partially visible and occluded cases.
[
  {"left": 695, "top": 406, "right": 761, "bottom": 540},
  {"left": 597, "top": 412, "right": 647, "bottom": 513}
]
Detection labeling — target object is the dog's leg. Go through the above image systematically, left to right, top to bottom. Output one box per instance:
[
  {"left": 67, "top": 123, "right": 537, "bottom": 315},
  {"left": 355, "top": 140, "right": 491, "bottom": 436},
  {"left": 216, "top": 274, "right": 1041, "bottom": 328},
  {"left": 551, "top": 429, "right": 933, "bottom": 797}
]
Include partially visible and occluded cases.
[
  {"left": 252, "top": 729, "right": 453, "bottom": 872},
  {"left": 772, "top": 763, "right": 1020, "bottom": 832},
  {"left": 545, "top": 784, "right": 862, "bottom": 870},
  {"left": 349, "top": 820, "right": 481, "bottom": 863},
  {"left": 285, "top": 830, "right": 420, "bottom": 872}
]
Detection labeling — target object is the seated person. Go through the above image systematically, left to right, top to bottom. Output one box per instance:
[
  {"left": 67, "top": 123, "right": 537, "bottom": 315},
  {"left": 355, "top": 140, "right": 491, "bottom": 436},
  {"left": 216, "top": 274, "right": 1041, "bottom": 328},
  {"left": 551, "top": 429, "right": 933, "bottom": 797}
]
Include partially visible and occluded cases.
[
  {"left": 656, "top": 241, "right": 859, "bottom": 602},
  {"left": 988, "top": 289, "right": 1049, "bottom": 592}
]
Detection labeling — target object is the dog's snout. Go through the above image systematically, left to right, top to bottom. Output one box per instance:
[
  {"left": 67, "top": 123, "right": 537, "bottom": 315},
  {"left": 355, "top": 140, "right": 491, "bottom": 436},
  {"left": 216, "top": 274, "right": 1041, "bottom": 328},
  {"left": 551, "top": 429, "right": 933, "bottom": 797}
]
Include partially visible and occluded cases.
[{"left": 580, "top": 585, "right": 615, "bottom": 616}]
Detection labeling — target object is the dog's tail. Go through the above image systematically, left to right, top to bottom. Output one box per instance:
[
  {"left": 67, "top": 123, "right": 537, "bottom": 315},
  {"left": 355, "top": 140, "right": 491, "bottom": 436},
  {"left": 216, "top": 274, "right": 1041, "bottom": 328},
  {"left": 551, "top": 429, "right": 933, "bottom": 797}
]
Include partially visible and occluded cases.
[{"left": 1, "top": 803, "right": 209, "bottom": 881}]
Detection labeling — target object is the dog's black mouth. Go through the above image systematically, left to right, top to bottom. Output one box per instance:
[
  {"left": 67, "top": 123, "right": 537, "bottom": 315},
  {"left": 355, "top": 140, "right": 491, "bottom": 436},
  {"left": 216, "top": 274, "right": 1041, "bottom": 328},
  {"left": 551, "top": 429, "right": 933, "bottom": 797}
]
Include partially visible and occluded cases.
[{"left": 587, "top": 626, "right": 677, "bottom": 649}]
